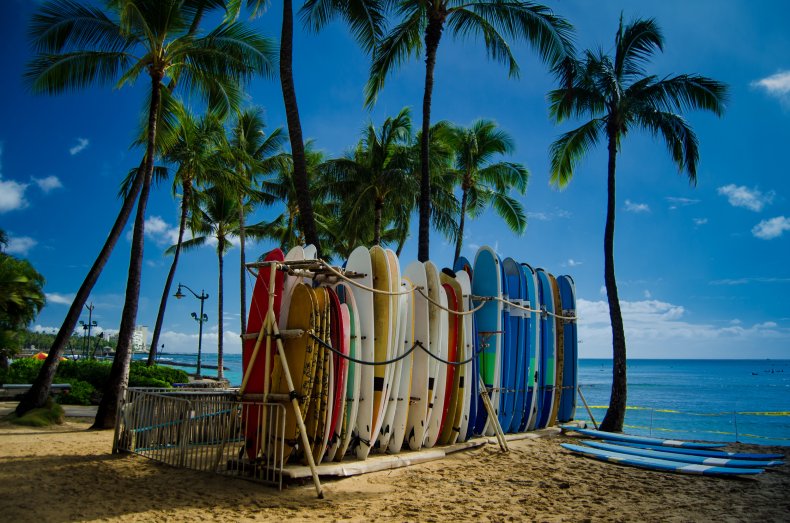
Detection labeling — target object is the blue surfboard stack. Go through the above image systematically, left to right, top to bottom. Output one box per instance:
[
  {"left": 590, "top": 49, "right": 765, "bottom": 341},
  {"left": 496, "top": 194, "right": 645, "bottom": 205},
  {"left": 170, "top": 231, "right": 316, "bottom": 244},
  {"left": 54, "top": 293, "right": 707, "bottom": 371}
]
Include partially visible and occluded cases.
[
  {"left": 461, "top": 246, "right": 579, "bottom": 437},
  {"left": 560, "top": 426, "right": 784, "bottom": 476}
]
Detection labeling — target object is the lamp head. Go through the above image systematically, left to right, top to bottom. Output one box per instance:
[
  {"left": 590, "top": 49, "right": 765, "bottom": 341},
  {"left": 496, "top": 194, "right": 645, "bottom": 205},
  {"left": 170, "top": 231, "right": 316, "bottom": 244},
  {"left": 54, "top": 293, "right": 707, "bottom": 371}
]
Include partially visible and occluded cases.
[
  {"left": 174, "top": 284, "right": 185, "bottom": 300},
  {"left": 191, "top": 312, "right": 197, "bottom": 319}
]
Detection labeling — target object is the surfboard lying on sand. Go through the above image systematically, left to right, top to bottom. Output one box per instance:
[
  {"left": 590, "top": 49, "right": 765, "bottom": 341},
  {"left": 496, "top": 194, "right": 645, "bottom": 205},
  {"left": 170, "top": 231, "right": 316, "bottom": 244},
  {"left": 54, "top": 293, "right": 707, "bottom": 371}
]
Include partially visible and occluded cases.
[
  {"left": 562, "top": 426, "right": 726, "bottom": 449},
  {"left": 580, "top": 440, "right": 783, "bottom": 468},
  {"left": 609, "top": 440, "right": 785, "bottom": 461},
  {"left": 561, "top": 443, "right": 764, "bottom": 476}
]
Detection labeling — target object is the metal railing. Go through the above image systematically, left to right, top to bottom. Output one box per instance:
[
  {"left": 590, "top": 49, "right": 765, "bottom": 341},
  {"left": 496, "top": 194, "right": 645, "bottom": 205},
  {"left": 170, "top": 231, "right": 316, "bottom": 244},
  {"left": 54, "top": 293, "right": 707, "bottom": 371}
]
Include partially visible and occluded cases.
[{"left": 114, "top": 387, "right": 286, "bottom": 489}]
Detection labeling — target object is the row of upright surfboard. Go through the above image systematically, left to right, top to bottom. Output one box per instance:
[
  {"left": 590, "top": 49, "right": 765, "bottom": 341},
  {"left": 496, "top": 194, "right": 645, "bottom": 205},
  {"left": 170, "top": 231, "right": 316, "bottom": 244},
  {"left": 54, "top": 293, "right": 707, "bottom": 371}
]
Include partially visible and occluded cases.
[{"left": 242, "top": 244, "right": 578, "bottom": 464}]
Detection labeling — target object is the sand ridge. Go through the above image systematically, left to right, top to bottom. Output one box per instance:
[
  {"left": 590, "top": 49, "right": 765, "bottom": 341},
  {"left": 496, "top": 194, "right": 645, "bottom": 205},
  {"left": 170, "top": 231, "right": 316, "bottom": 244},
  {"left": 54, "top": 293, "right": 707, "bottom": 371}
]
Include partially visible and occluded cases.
[{"left": 0, "top": 418, "right": 787, "bottom": 522}]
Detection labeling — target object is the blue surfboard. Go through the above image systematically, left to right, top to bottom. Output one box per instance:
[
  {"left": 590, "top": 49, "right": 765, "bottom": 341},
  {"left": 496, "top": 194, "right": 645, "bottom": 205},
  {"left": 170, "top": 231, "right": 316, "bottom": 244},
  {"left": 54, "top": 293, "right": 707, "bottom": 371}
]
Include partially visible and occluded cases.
[
  {"left": 472, "top": 247, "right": 503, "bottom": 435},
  {"left": 498, "top": 255, "right": 514, "bottom": 432},
  {"left": 454, "top": 256, "right": 478, "bottom": 440},
  {"left": 503, "top": 258, "right": 525, "bottom": 433},
  {"left": 520, "top": 263, "right": 540, "bottom": 432},
  {"left": 535, "top": 269, "right": 557, "bottom": 429},
  {"left": 556, "top": 275, "right": 577, "bottom": 423},
  {"left": 562, "top": 426, "right": 726, "bottom": 449},
  {"left": 580, "top": 440, "right": 783, "bottom": 468},
  {"left": 609, "top": 440, "right": 785, "bottom": 461},
  {"left": 561, "top": 443, "right": 764, "bottom": 476}
]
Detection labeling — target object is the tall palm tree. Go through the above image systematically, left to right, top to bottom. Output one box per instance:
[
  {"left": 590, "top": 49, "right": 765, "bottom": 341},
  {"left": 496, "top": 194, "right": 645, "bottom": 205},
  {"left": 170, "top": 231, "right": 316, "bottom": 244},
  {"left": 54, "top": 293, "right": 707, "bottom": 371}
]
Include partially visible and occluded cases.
[
  {"left": 20, "top": 0, "right": 276, "bottom": 427},
  {"left": 229, "top": 1, "right": 388, "bottom": 256},
  {"left": 366, "top": 1, "right": 574, "bottom": 262},
  {"left": 548, "top": 16, "right": 727, "bottom": 431},
  {"left": 320, "top": 107, "right": 414, "bottom": 246},
  {"left": 227, "top": 108, "right": 285, "bottom": 335},
  {"left": 147, "top": 109, "right": 227, "bottom": 365},
  {"left": 447, "top": 120, "right": 529, "bottom": 261},
  {"left": 258, "top": 140, "right": 328, "bottom": 252},
  {"left": 175, "top": 185, "right": 267, "bottom": 381},
  {"left": 0, "top": 241, "right": 46, "bottom": 369}
]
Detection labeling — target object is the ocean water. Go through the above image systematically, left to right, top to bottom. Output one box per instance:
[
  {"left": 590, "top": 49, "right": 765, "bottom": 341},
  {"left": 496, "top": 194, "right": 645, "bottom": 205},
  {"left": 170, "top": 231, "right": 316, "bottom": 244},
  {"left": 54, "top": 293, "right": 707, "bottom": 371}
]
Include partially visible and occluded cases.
[
  {"left": 152, "top": 354, "right": 790, "bottom": 446},
  {"left": 577, "top": 359, "right": 790, "bottom": 447}
]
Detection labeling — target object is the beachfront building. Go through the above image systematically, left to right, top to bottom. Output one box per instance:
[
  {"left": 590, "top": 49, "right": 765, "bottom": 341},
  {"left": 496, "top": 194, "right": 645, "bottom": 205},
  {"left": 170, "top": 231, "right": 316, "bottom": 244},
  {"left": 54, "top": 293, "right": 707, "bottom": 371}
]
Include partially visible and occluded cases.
[{"left": 132, "top": 325, "right": 149, "bottom": 354}]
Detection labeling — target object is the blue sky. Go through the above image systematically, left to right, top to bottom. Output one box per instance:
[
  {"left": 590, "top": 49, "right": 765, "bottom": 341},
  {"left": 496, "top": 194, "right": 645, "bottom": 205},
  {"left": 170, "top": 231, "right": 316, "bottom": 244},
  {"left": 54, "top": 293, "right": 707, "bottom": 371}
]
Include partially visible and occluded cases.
[{"left": 1, "top": 1, "right": 788, "bottom": 359}]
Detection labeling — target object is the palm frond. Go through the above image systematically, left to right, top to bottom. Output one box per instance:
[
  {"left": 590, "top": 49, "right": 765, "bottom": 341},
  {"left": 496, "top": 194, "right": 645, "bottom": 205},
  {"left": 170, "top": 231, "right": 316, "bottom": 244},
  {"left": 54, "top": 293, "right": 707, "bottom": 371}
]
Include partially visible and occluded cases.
[
  {"left": 30, "top": 0, "right": 132, "bottom": 54},
  {"left": 300, "top": 0, "right": 387, "bottom": 54},
  {"left": 365, "top": 4, "right": 423, "bottom": 107},
  {"left": 447, "top": 8, "right": 518, "bottom": 77},
  {"left": 614, "top": 16, "right": 663, "bottom": 80},
  {"left": 25, "top": 51, "right": 132, "bottom": 94},
  {"left": 630, "top": 74, "right": 728, "bottom": 116},
  {"left": 637, "top": 110, "right": 700, "bottom": 183},
  {"left": 549, "top": 118, "right": 604, "bottom": 188},
  {"left": 489, "top": 191, "right": 527, "bottom": 234}
]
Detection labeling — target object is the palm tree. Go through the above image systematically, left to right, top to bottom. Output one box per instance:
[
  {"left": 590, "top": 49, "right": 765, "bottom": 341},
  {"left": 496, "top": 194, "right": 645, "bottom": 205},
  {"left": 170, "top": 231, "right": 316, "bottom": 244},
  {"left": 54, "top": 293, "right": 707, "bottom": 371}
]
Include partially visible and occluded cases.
[
  {"left": 20, "top": 0, "right": 276, "bottom": 426},
  {"left": 229, "top": 1, "right": 388, "bottom": 256},
  {"left": 366, "top": 1, "right": 574, "bottom": 262},
  {"left": 548, "top": 16, "right": 727, "bottom": 431},
  {"left": 320, "top": 107, "right": 414, "bottom": 246},
  {"left": 227, "top": 108, "right": 285, "bottom": 335},
  {"left": 147, "top": 109, "right": 227, "bottom": 365},
  {"left": 447, "top": 120, "right": 529, "bottom": 261},
  {"left": 257, "top": 140, "right": 329, "bottom": 252},
  {"left": 176, "top": 185, "right": 270, "bottom": 380},
  {"left": 0, "top": 239, "right": 46, "bottom": 369}
]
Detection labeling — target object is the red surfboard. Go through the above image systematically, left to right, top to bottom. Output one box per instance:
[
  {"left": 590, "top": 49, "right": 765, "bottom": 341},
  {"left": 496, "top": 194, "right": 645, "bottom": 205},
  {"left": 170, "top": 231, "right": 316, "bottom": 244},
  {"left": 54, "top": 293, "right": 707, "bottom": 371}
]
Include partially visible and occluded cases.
[
  {"left": 242, "top": 248, "right": 284, "bottom": 460},
  {"left": 438, "top": 283, "right": 459, "bottom": 436},
  {"left": 326, "top": 287, "right": 347, "bottom": 453}
]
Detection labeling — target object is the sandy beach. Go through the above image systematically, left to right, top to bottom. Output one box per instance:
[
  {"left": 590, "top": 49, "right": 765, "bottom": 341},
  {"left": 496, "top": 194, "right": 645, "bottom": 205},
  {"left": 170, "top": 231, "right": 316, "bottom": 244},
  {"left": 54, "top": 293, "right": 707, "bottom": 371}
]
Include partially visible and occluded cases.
[{"left": 0, "top": 414, "right": 787, "bottom": 522}]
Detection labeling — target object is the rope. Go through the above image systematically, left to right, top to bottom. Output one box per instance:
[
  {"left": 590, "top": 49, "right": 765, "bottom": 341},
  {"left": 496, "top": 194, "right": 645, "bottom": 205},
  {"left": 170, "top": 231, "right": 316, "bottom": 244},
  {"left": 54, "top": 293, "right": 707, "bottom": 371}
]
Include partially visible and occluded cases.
[
  {"left": 310, "top": 333, "right": 421, "bottom": 366},
  {"left": 417, "top": 340, "right": 486, "bottom": 366}
]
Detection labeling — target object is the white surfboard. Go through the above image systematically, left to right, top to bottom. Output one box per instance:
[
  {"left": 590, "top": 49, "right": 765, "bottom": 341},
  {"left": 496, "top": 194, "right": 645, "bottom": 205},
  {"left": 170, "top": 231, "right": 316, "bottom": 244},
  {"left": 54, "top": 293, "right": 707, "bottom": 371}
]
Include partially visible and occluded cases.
[{"left": 404, "top": 262, "right": 429, "bottom": 451}]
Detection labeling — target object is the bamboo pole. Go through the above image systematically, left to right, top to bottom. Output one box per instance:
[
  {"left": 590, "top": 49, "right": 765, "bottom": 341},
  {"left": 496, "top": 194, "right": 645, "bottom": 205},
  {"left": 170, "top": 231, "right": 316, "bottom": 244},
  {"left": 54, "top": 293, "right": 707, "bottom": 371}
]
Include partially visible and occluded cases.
[
  {"left": 478, "top": 374, "right": 508, "bottom": 452},
  {"left": 577, "top": 385, "right": 598, "bottom": 430}
]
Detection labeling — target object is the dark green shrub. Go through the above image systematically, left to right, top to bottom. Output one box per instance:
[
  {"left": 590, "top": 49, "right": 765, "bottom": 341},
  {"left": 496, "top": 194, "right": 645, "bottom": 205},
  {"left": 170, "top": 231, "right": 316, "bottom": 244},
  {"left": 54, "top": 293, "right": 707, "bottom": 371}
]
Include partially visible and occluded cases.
[
  {"left": 6, "top": 358, "right": 44, "bottom": 383},
  {"left": 56, "top": 359, "right": 112, "bottom": 389},
  {"left": 129, "top": 361, "right": 188, "bottom": 385},
  {"left": 128, "top": 376, "right": 170, "bottom": 388},
  {"left": 57, "top": 379, "right": 96, "bottom": 406}
]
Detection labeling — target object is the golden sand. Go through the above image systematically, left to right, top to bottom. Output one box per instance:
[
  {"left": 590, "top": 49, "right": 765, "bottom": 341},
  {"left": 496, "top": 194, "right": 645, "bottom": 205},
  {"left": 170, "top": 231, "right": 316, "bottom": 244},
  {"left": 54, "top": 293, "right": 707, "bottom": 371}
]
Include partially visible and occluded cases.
[{"left": 0, "top": 417, "right": 787, "bottom": 522}]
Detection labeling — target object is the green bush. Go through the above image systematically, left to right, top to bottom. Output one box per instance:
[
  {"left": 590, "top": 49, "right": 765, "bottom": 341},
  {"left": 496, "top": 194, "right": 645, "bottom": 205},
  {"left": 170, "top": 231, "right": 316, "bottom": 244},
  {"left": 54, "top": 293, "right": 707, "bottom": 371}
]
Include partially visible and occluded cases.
[
  {"left": 6, "top": 358, "right": 44, "bottom": 383},
  {"left": 56, "top": 359, "right": 112, "bottom": 389},
  {"left": 129, "top": 361, "right": 188, "bottom": 385},
  {"left": 0, "top": 366, "right": 7, "bottom": 384},
  {"left": 128, "top": 376, "right": 170, "bottom": 388},
  {"left": 57, "top": 379, "right": 96, "bottom": 406}
]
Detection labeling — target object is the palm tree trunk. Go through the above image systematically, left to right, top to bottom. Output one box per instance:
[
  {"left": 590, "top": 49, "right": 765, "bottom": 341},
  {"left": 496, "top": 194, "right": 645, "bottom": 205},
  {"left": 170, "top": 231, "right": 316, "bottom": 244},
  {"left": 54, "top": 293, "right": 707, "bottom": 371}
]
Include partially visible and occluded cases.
[
  {"left": 280, "top": 0, "right": 320, "bottom": 255},
  {"left": 418, "top": 16, "right": 445, "bottom": 262},
  {"left": 92, "top": 73, "right": 163, "bottom": 429},
  {"left": 599, "top": 130, "right": 627, "bottom": 433},
  {"left": 15, "top": 165, "right": 145, "bottom": 416},
  {"left": 147, "top": 181, "right": 192, "bottom": 366},
  {"left": 454, "top": 186, "right": 469, "bottom": 262},
  {"left": 238, "top": 196, "right": 247, "bottom": 335},
  {"left": 373, "top": 197, "right": 384, "bottom": 245},
  {"left": 217, "top": 244, "right": 224, "bottom": 382}
]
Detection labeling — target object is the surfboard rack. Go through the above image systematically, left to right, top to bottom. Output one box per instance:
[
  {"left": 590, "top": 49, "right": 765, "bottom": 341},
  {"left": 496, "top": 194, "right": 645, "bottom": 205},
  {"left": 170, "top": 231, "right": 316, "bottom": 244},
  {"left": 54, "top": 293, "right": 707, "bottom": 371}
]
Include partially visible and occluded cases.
[
  {"left": 239, "top": 260, "right": 325, "bottom": 499},
  {"left": 240, "top": 329, "right": 306, "bottom": 341},
  {"left": 478, "top": 374, "right": 509, "bottom": 453}
]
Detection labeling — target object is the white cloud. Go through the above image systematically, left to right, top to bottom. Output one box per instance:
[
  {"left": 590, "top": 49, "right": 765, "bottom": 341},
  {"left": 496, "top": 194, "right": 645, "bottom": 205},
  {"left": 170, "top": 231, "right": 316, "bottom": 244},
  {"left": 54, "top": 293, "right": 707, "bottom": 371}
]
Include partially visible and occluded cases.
[
  {"left": 752, "top": 71, "right": 790, "bottom": 106},
  {"left": 69, "top": 138, "right": 89, "bottom": 155},
  {"left": 0, "top": 144, "right": 29, "bottom": 213},
  {"left": 32, "top": 175, "right": 63, "bottom": 193},
  {"left": 717, "top": 184, "right": 774, "bottom": 212},
  {"left": 666, "top": 196, "right": 700, "bottom": 209},
  {"left": 624, "top": 199, "right": 650, "bottom": 213},
  {"left": 527, "top": 208, "right": 571, "bottom": 221},
  {"left": 130, "top": 215, "right": 181, "bottom": 247},
  {"left": 752, "top": 216, "right": 790, "bottom": 240},
  {"left": 693, "top": 218, "right": 708, "bottom": 226},
  {"left": 6, "top": 235, "right": 37, "bottom": 255},
  {"left": 564, "top": 259, "right": 583, "bottom": 267},
  {"left": 710, "top": 276, "right": 790, "bottom": 286},
  {"left": 643, "top": 290, "right": 652, "bottom": 299},
  {"left": 45, "top": 292, "right": 75, "bottom": 305},
  {"left": 577, "top": 297, "right": 789, "bottom": 358},
  {"left": 159, "top": 328, "right": 242, "bottom": 354}
]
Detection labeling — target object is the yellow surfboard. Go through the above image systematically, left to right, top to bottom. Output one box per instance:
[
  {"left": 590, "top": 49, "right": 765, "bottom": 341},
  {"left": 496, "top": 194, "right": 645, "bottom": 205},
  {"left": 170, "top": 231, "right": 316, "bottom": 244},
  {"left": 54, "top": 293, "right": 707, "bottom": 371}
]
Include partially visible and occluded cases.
[
  {"left": 369, "top": 246, "right": 392, "bottom": 444},
  {"left": 548, "top": 274, "right": 564, "bottom": 427},
  {"left": 270, "top": 283, "right": 318, "bottom": 462}
]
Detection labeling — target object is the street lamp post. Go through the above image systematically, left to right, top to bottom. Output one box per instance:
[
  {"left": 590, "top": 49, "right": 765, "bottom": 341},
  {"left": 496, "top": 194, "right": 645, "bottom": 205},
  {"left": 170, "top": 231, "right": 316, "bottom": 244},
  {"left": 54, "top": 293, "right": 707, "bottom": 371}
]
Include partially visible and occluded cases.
[
  {"left": 174, "top": 283, "right": 209, "bottom": 378},
  {"left": 78, "top": 303, "right": 97, "bottom": 359}
]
